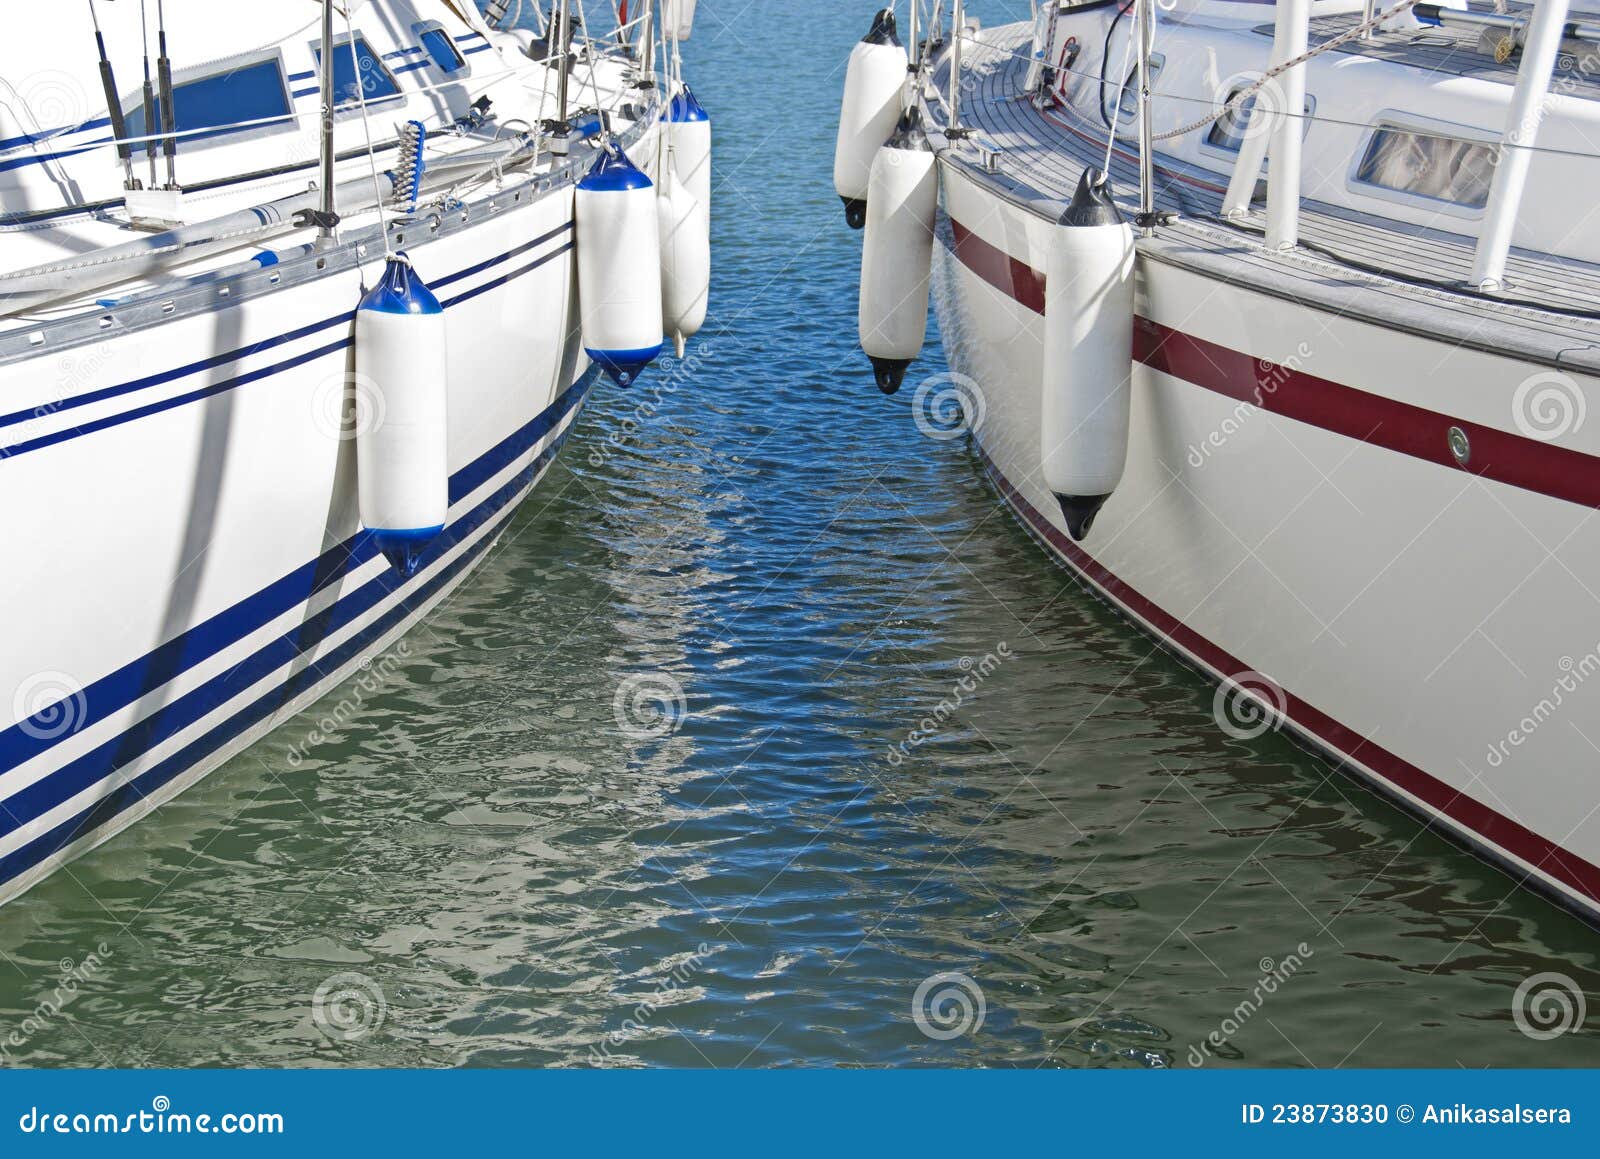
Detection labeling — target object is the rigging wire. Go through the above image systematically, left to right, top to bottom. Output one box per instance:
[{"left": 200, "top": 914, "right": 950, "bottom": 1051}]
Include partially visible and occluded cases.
[
  {"left": 86, "top": 0, "right": 139, "bottom": 188},
  {"left": 138, "top": 0, "right": 158, "bottom": 187},
  {"left": 156, "top": 0, "right": 177, "bottom": 189},
  {"left": 1097, "top": 0, "right": 1132, "bottom": 138},
  {"left": 1152, "top": 0, "right": 1422, "bottom": 142},
  {"left": 342, "top": 1, "right": 396, "bottom": 258},
  {"left": 1101, "top": 1, "right": 1137, "bottom": 175},
  {"left": 945, "top": 6, "right": 1600, "bottom": 320},
  {"left": 949, "top": 19, "right": 1600, "bottom": 162}
]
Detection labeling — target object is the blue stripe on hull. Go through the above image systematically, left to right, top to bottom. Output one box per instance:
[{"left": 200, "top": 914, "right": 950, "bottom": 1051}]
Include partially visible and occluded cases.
[
  {"left": 0, "top": 222, "right": 575, "bottom": 455},
  {"left": 0, "top": 371, "right": 596, "bottom": 888},
  {"left": 0, "top": 372, "right": 592, "bottom": 787}
]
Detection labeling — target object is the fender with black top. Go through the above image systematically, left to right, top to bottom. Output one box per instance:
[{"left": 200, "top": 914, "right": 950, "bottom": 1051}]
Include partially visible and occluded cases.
[{"left": 1040, "top": 167, "right": 1136, "bottom": 541}]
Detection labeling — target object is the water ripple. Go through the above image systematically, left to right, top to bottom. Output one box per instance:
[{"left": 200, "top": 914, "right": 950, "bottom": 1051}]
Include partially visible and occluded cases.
[{"left": 1, "top": 1, "right": 1596, "bottom": 1070}]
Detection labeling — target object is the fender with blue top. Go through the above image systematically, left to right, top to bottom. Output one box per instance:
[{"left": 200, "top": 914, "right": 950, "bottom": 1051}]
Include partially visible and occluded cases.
[
  {"left": 659, "top": 85, "right": 711, "bottom": 356},
  {"left": 664, "top": 85, "right": 711, "bottom": 230},
  {"left": 576, "top": 144, "right": 664, "bottom": 388},
  {"left": 355, "top": 254, "right": 449, "bottom": 577}
]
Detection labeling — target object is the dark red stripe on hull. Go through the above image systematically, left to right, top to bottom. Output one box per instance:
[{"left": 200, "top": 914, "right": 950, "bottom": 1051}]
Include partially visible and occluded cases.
[
  {"left": 943, "top": 217, "right": 1600, "bottom": 511},
  {"left": 948, "top": 220, "right": 1046, "bottom": 315},
  {"left": 975, "top": 445, "right": 1600, "bottom": 912}
]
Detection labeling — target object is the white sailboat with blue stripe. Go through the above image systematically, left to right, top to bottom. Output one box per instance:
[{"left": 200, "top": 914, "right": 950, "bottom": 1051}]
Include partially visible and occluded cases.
[{"left": 0, "top": 0, "right": 707, "bottom": 905}]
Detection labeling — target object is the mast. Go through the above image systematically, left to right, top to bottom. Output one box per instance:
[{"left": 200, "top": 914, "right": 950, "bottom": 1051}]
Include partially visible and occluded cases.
[
  {"left": 317, "top": 0, "right": 338, "bottom": 242},
  {"left": 555, "top": 0, "right": 572, "bottom": 126},
  {"left": 638, "top": 0, "right": 655, "bottom": 87},
  {"left": 949, "top": 0, "right": 967, "bottom": 137},
  {"left": 1135, "top": 0, "right": 1155, "bottom": 229}
]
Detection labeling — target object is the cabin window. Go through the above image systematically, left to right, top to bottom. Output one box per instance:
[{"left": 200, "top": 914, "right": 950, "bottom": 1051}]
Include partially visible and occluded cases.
[
  {"left": 418, "top": 26, "right": 468, "bottom": 75},
  {"left": 314, "top": 34, "right": 402, "bottom": 107},
  {"left": 124, "top": 57, "right": 292, "bottom": 146},
  {"left": 1205, "top": 88, "right": 1316, "bottom": 153},
  {"left": 1353, "top": 126, "right": 1494, "bottom": 209}
]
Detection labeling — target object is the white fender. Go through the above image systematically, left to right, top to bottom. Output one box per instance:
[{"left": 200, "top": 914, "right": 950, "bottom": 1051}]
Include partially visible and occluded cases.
[
  {"left": 665, "top": 0, "right": 697, "bottom": 40},
  {"left": 833, "top": 9, "right": 908, "bottom": 229},
  {"left": 664, "top": 84, "right": 712, "bottom": 238},
  {"left": 858, "top": 108, "right": 938, "bottom": 395},
  {"left": 576, "top": 145, "right": 664, "bottom": 386},
  {"left": 658, "top": 156, "right": 709, "bottom": 355},
  {"left": 1040, "top": 169, "right": 1136, "bottom": 541},
  {"left": 355, "top": 255, "right": 449, "bottom": 578}
]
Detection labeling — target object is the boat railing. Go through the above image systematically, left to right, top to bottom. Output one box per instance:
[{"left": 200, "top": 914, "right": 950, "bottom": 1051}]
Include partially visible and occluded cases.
[
  {"left": 922, "top": 0, "right": 1600, "bottom": 284},
  {"left": 0, "top": 3, "right": 657, "bottom": 198},
  {"left": 0, "top": 5, "right": 660, "bottom": 319}
]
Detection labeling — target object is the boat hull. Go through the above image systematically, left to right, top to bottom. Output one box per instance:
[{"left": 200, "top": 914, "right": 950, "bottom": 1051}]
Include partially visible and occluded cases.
[
  {"left": 932, "top": 162, "right": 1600, "bottom": 925},
  {"left": 0, "top": 184, "right": 596, "bottom": 906}
]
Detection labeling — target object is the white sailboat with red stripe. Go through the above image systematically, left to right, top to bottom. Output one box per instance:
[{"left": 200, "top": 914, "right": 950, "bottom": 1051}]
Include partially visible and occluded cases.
[{"left": 842, "top": 0, "right": 1600, "bottom": 924}]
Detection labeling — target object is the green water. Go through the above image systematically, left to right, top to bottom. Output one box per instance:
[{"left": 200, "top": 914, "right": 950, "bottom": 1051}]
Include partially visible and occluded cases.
[{"left": 0, "top": 1, "right": 1595, "bottom": 1068}]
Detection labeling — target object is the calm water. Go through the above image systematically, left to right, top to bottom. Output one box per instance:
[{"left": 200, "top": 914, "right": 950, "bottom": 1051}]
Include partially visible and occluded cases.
[{"left": 2, "top": 2, "right": 1597, "bottom": 1069}]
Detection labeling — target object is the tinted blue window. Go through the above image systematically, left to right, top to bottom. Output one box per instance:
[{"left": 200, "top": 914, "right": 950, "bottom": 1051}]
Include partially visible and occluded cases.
[
  {"left": 420, "top": 29, "right": 466, "bottom": 74},
  {"left": 314, "top": 36, "right": 401, "bottom": 106},
  {"left": 124, "top": 59, "right": 291, "bottom": 145}
]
